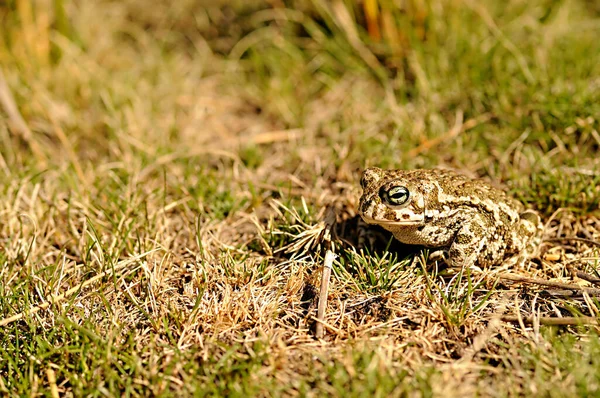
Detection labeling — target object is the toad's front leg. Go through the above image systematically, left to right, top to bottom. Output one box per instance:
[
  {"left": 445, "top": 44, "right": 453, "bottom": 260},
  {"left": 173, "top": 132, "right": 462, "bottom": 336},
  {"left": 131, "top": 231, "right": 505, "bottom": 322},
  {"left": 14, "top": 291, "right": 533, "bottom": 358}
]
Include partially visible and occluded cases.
[{"left": 446, "top": 214, "right": 495, "bottom": 268}]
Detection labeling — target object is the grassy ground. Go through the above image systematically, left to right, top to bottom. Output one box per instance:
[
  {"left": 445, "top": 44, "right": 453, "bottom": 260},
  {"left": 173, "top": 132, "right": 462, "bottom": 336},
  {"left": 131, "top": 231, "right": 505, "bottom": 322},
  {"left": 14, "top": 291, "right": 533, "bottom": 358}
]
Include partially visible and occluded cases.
[{"left": 1, "top": 0, "right": 600, "bottom": 396}]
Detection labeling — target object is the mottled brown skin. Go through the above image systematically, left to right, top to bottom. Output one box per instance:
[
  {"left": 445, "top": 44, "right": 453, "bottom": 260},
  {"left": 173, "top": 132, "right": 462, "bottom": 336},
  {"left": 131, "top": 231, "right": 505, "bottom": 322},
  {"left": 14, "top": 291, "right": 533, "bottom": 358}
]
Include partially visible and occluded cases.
[{"left": 358, "top": 167, "right": 541, "bottom": 268}]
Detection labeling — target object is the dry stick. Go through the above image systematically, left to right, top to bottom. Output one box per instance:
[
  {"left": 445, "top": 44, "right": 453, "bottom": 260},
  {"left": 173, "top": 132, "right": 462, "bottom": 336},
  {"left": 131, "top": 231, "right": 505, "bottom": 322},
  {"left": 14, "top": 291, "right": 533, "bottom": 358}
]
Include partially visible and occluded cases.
[
  {"left": 0, "top": 68, "right": 47, "bottom": 165},
  {"left": 408, "top": 112, "right": 492, "bottom": 157},
  {"left": 250, "top": 128, "right": 302, "bottom": 145},
  {"left": 315, "top": 207, "right": 337, "bottom": 339},
  {"left": 545, "top": 237, "right": 600, "bottom": 247},
  {"left": 316, "top": 250, "right": 336, "bottom": 339},
  {"left": 0, "top": 261, "right": 131, "bottom": 327},
  {"left": 574, "top": 271, "right": 600, "bottom": 285},
  {"left": 497, "top": 273, "right": 600, "bottom": 295},
  {"left": 542, "top": 290, "right": 586, "bottom": 297},
  {"left": 312, "top": 312, "right": 344, "bottom": 336},
  {"left": 501, "top": 315, "right": 598, "bottom": 326},
  {"left": 47, "top": 368, "right": 59, "bottom": 398}
]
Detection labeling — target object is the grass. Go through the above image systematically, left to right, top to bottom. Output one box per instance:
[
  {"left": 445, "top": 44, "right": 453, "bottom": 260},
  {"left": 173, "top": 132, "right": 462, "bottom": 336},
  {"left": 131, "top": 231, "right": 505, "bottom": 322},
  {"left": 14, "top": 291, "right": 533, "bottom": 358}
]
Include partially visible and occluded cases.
[{"left": 1, "top": 0, "right": 600, "bottom": 396}]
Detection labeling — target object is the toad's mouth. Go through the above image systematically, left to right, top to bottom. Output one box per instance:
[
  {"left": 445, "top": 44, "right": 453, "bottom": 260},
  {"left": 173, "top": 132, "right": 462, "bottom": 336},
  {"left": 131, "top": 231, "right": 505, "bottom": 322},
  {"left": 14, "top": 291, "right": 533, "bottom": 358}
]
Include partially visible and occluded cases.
[{"left": 360, "top": 214, "right": 424, "bottom": 226}]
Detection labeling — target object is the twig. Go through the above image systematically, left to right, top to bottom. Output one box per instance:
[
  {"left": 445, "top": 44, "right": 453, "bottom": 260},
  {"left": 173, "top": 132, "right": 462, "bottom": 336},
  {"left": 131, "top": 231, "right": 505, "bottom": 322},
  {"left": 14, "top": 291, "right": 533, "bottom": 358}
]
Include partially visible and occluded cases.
[
  {"left": 0, "top": 68, "right": 47, "bottom": 165},
  {"left": 408, "top": 112, "right": 492, "bottom": 157},
  {"left": 250, "top": 128, "right": 302, "bottom": 145},
  {"left": 315, "top": 207, "right": 337, "bottom": 339},
  {"left": 545, "top": 237, "right": 600, "bottom": 248},
  {"left": 316, "top": 250, "right": 336, "bottom": 339},
  {"left": 574, "top": 271, "right": 600, "bottom": 285},
  {"left": 497, "top": 273, "right": 600, "bottom": 295},
  {"left": 540, "top": 290, "right": 581, "bottom": 297},
  {"left": 311, "top": 313, "right": 343, "bottom": 335},
  {"left": 501, "top": 315, "right": 598, "bottom": 326},
  {"left": 47, "top": 368, "right": 59, "bottom": 398}
]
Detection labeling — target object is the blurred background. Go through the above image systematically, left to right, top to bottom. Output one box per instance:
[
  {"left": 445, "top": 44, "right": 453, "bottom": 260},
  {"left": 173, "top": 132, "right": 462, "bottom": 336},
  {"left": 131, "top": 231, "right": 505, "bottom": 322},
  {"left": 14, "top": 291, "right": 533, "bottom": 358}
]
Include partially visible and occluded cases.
[{"left": 1, "top": 0, "right": 599, "bottom": 210}]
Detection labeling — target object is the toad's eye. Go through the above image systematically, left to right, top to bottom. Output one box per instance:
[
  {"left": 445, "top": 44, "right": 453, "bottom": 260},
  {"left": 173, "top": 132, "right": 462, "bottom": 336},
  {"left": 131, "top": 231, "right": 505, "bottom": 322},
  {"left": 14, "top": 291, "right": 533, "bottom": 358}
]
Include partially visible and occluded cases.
[{"left": 381, "top": 185, "right": 410, "bottom": 206}]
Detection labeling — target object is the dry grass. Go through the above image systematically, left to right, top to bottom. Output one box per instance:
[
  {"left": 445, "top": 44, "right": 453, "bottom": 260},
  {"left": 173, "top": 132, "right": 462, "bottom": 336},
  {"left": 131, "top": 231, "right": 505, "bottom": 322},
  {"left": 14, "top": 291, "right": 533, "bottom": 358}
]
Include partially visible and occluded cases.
[{"left": 1, "top": 0, "right": 600, "bottom": 396}]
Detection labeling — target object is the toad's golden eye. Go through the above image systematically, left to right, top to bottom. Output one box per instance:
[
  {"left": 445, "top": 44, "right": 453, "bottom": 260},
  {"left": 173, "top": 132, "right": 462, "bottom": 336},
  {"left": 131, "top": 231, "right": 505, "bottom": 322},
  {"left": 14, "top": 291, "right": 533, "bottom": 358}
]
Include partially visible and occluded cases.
[{"left": 381, "top": 185, "right": 410, "bottom": 206}]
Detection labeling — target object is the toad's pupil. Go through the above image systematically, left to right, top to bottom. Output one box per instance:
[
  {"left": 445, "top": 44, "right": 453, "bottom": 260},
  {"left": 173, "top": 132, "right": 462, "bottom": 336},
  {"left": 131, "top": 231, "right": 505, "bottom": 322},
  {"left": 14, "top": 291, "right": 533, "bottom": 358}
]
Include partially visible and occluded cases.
[
  {"left": 383, "top": 186, "right": 409, "bottom": 205},
  {"left": 390, "top": 191, "right": 406, "bottom": 200}
]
